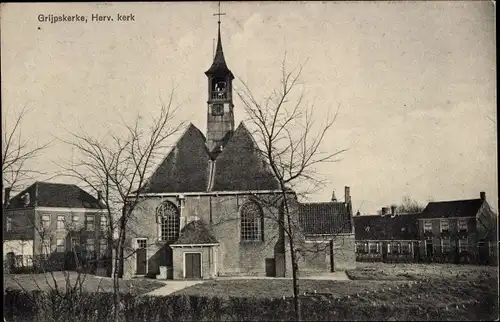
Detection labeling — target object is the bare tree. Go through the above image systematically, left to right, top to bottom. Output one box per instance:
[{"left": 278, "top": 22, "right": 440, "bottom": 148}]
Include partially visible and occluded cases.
[
  {"left": 236, "top": 54, "right": 348, "bottom": 321},
  {"left": 58, "top": 90, "right": 185, "bottom": 320},
  {"left": 2, "top": 105, "right": 50, "bottom": 199},
  {"left": 396, "top": 196, "right": 426, "bottom": 214}
]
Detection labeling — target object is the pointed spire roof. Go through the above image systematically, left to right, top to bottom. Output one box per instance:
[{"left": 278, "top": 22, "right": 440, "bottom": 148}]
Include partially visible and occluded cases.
[{"left": 205, "top": 23, "right": 234, "bottom": 79}]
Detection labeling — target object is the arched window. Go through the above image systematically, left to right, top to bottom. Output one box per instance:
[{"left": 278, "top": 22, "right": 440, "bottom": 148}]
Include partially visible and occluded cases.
[
  {"left": 157, "top": 201, "right": 180, "bottom": 242},
  {"left": 240, "top": 201, "right": 264, "bottom": 242}
]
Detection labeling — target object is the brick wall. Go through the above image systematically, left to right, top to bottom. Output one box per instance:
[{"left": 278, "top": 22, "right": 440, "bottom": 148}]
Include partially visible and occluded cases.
[{"left": 124, "top": 193, "right": 282, "bottom": 279}]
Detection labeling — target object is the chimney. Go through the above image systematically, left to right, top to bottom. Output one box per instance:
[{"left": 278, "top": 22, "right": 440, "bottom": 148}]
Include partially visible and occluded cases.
[
  {"left": 344, "top": 186, "right": 350, "bottom": 203},
  {"left": 4, "top": 187, "right": 11, "bottom": 206},
  {"left": 97, "top": 190, "right": 103, "bottom": 201},
  {"left": 331, "top": 191, "right": 337, "bottom": 202},
  {"left": 480, "top": 191, "right": 486, "bottom": 201},
  {"left": 391, "top": 205, "right": 397, "bottom": 216},
  {"left": 381, "top": 207, "right": 388, "bottom": 216}
]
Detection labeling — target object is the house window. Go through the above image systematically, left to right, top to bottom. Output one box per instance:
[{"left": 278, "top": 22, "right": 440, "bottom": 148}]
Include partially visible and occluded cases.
[
  {"left": 211, "top": 104, "right": 224, "bottom": 116},
  {"left": 157, "top": 201, "right": 180, "bottom": 242},
  {"left": 240, "top": 201, "right": 264, "bottom": 242},
  {"left": 41, "top": 215, "right": 50, "bottom": 230},
  {"left": 57, "top": 215, "right": 65, "bottom": 230},
  {"left": 72, "top": 215, "right": 80, "bottom": 230},
  {"left": 86, "top": 215, "right": 95, "bottom": 231},
  {"left": 100, "top": 216, "right": 108, "bottom": 232},
  {"left": 6, "top": 217, "right": 12, "bottom": 232},
  {"left": 458, "top": 218, "right": 468, "bottom": 231},
  {"left": 440, "top": 219, "right": 449, "bottom": 233},
  {"left": 423, "top": 220, "right": 432, "bottom": 232},
  {"left": 458, "top": 238, "right": 468, "bottom": 253},
  {"left": 56, "top": 239, "right": 65, "bottom": 253},
  {"left": 86, "top": 239, "right": 95, "bottom": 253},
  {"left": 99, "top": 239, "right": 108, "bottom": 256},
  {"left": 441, "top": 239, "right": 451, "bottom": 253},
  {"left": 356, "top": 242, "right": 368, "bottom": 253},
  {"left": 368, "top": 242, "right": 380, "bottom": 254},
  {"left": 390, "top": 242, "right": 401, "bottom": 254}
]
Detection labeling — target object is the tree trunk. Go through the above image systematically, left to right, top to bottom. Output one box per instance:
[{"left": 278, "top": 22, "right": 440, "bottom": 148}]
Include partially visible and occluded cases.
[{"left": 286, "top": 214, "right": 301, "bottom": 321}]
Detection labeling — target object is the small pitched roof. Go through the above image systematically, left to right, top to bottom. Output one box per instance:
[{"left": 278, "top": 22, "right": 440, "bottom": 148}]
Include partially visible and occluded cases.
[
  {"left": 205, "top": 26, "right": 234, "bottom": 79},
  {"left": 211, "top": 122, "right": 280, "bottom": 191},
  {"left": 141, "top": 124, "right": 211, "bottom": 193},
  {"left": 6, "top": 182, "right": 101, "bottom": 209},
  {"left": 420, "top": 199, "right": 484, "bottom": 219},
  {"left": 298, "top": 201, "right": 353, "bottom": 235},
  {"left": 354, "top": 213, "right": 421, "bottom": 240},
  {"left": 172, "top": 220, "right": 219, "bottom": 245}
]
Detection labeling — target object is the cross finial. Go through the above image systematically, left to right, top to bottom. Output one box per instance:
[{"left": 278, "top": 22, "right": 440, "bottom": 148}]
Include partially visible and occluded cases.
[{"left": 213, "top": 1, "right": 226, "bottom": 25}]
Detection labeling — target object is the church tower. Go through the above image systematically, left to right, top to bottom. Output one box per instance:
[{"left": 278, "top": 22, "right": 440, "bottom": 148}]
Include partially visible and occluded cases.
[{"left": 205, "top": 7, "right": 234, "bottom": 157}]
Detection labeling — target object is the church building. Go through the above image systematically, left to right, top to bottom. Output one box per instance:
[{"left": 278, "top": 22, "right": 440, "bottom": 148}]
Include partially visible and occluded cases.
[{"left": 121, "top": 15, "right": 355, "bottom": 280}]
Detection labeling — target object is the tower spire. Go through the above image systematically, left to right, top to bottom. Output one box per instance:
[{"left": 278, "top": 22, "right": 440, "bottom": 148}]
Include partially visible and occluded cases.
[{"left": 205, "top": 1, "right": 233, "bottom": 79}]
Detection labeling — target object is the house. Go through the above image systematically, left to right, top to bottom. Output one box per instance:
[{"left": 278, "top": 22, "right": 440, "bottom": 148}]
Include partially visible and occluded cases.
[
  {"left": 121, "top": 20, "right": 355, "bottom": 280},
  {"left": 3, "top": 182, "right": 109, "bottom": 273},
  {"left": 295, "top": 187, "right": 356, "bottom": 274},
  {"left": 353, "top": 191, "right": 498, "bottom": 265},
  {"left": 417, "top": 192, "right": 497, "bottom": 265},
  {"left": 354, "top": 206, "right": 421, "bottom": 263}
]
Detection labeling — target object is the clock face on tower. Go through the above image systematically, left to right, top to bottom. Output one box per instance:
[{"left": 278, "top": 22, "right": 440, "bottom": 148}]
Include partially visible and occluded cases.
[{"left": 211, "top": 104, "right": 224, "bottom": 116}]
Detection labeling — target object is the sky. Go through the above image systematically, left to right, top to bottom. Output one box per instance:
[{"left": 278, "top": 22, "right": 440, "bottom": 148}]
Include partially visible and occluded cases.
[{"left": 1, "top": 2, "right": 497, "bottom": 214}]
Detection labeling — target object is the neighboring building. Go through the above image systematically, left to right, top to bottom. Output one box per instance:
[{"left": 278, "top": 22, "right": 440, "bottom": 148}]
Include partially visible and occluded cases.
[
  {"left": 121, "top": 20, "right": 355, "bottom": 280},
  {"left": 3, "top": 182, "right": 108, "bottom": 272},
  {"left": 296, "top": 187, "right": 356, "bottom": 274},
  {"left": 354, "top": 192, "right": 498, "bottom": 265},
  {"left": 417, "top": 192, "right": 497, "bottom": 265},
  {"left": 354, "top": 206, "right": 421, "bottom": 263}
]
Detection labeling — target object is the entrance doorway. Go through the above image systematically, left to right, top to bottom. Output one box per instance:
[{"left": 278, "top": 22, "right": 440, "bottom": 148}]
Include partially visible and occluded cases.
[
  {"left": 136, "top": 239, "right": 147, "bottom": 275},
  {"left": 425, "top": 239, "right": 433, "bottom": 259},
  {"left": 184, "top": 253, "right": 202, "bottom": 279}
]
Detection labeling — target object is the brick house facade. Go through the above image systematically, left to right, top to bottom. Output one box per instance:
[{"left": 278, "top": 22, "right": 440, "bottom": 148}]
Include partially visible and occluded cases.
[{"left": 3, "top": 182, "right": 108, "bottom": 273}]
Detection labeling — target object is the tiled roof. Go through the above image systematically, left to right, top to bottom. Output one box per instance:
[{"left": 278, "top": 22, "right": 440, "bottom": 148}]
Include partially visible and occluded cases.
[
  {"left": 141, "top": 122, "right": 279, "bottom": 194},
  {"left": 211, "top": 122, "right": 280, "bottom": 191},
  {"left": 141, "top": 124, "right": 211, "bottom": 193},
  {"left": 6, "top": 182, "right": 101, "bottom": 209},
  {"left": 420, "top": 199, "right": 484, "bottom": 219},
  {"left": 298, "top": 202, "right": 353, "bottom": 235},
  {"left": 354, "top": 213, "right": 420, "bottom": 240},
  {"left": 172, "top": 220, "right": 219, "bottom": 245}
]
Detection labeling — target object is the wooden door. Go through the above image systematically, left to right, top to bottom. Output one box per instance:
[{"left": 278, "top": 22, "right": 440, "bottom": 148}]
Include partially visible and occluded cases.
[
  {"left": 136, "top": 239, "right": 147, "bottom": 275},
  {"left": 185, "top": 253, "right": 201, "bottom": 279}
]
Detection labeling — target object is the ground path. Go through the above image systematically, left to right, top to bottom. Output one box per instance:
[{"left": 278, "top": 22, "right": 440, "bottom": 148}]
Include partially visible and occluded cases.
[{"left": 142, "top": 271, "right": 350, "bottom": 296}]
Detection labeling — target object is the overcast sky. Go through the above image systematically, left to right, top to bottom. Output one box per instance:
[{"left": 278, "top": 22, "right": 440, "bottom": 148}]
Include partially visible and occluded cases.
[{"left": 1, "top": 2, "right": 496, "bottom": 213}]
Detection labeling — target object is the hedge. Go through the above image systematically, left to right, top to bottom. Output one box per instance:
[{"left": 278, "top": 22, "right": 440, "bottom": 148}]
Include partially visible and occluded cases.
[{"left": 3, "top": 288, "right": 498, "bottom": 321}]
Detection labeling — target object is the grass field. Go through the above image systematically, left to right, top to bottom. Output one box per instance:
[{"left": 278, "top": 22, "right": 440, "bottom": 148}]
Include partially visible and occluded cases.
[
  {"left": 172, "top": 262, "right": 498, "bottom": 319},
  {"left": 4, "top": 271, "right": 165, "bottom": 296}
]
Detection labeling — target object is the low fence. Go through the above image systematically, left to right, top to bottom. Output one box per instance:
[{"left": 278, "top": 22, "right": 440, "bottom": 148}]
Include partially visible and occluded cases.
[
  {"left": 356, "top": 241, "right": 498, "bottom": 266},
  {"left": 4, "top": 252, "right": 112, "bottom": 276}
]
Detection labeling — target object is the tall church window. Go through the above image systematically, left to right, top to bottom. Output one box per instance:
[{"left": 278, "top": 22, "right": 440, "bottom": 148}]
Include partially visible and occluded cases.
[
  {"left": 157, "top": 201, "right": 180, "bottom": 242},
  {"left": 240, "top": 201, "right": 264, "bottom": 242}
]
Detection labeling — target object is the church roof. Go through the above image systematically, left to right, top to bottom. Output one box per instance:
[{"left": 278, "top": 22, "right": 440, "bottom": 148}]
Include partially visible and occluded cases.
[
  {"left": 205, "top": 25, "right": 234, "bottom": 79},
  {"left": 141, "top": 122, "right": 279, "bottom": 194},
  {"left": 211, "top": 122, "right": 280, "bottom": 191},
  {"left": 141, "top": 124, "right": 211, "bottom": 193},
  {"left": 172, "top": 219, "right": 219, "bottom": 245}
]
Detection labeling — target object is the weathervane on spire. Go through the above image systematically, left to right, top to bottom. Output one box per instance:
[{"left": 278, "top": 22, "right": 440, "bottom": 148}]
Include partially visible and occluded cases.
[{"left": 213, "top": 1, "right": 226, "bottom": 25}]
